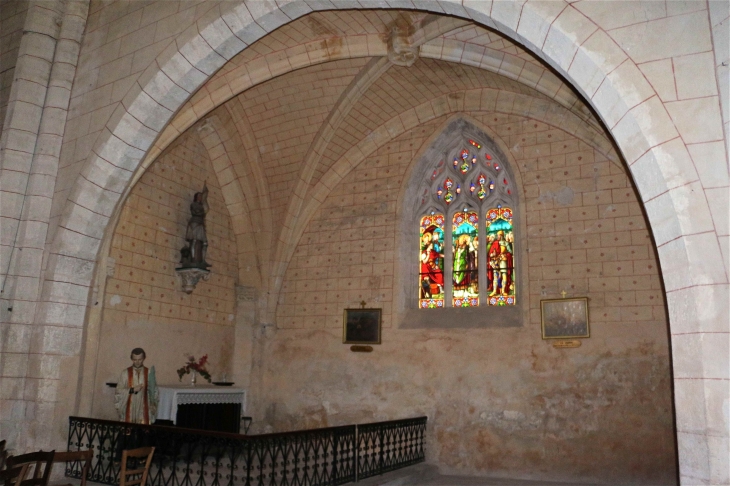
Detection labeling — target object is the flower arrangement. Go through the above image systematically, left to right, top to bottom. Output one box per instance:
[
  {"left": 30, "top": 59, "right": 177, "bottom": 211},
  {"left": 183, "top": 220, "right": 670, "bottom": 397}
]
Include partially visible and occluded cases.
[{"left": 177, "top": 354, "right": 212, "bottom": 383}]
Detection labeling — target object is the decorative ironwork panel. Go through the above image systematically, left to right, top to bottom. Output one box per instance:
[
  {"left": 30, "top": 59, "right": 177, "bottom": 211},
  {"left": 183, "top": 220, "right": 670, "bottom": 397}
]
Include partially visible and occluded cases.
[
  {"left": 67, "top": 416, "right": 425, "bottom": 486},
  {"left": 67, "top": 417, "right": 356, "bottom": 486},
  {"left": 356, "top": 417, "right": 427, "bottom": 481}
]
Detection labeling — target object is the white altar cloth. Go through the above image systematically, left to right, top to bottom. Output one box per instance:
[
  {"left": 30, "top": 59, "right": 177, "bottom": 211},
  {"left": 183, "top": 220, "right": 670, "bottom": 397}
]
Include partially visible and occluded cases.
[{"left": 157, "top": 385, "right": 246, "bottom": 424}]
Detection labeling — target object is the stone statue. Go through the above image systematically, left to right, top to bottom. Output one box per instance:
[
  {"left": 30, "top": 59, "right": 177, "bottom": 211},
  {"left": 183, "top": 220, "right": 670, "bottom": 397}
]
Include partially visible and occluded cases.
[{"left": 180, "top": 182, "right": 210, "bottom": 269}]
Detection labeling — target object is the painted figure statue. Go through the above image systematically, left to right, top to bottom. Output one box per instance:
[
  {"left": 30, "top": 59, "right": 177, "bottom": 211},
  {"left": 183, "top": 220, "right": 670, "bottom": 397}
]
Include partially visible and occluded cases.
[{"left": 114, "top": 348, "right": 159, "bottom": 424}]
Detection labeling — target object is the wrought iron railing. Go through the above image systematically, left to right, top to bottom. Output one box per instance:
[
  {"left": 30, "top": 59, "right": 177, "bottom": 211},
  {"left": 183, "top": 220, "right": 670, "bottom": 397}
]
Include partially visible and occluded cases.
[
  {"left": 66, "top": 416, "right": 426, "bottom": 486},
  {"left": 356, "top": 418, "right": 427, "bottom": 480}
]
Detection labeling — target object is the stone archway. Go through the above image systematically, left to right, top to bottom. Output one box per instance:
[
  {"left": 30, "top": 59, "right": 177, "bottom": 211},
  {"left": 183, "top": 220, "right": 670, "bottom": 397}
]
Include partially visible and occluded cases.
[{"left": 41, "top": 2, "right": 728, "bottom": 483}]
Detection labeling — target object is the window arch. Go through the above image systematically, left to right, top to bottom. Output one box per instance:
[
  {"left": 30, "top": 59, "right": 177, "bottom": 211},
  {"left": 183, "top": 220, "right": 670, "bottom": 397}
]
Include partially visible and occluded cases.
[{"left": 415, "top": 124, "right": 517, "bottom": 308}]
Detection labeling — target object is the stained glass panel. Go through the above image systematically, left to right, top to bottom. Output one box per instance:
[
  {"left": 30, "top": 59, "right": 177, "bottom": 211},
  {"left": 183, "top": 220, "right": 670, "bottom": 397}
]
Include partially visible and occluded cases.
[
  {"left": 443, "top": 178, "right": 455, "bottom": 204},
  {"left": 485, "top": 206, "right": 516, "bottom": 306},
  {"left": 452, "top": 211, "right": 479, "bottom": 307},
  {"left": 419, "top": 214, "right": 445, "bottom": 309}
]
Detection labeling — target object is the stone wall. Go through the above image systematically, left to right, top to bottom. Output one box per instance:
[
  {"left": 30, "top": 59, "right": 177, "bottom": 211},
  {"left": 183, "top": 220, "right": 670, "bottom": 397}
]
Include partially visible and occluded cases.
[
  {"left": 0, "top": 0, "right": 28, "bottom": 134},
  {"left": 268, "top": 114, "right": 676, "bottom": 484},
  {"left": 92, "top": 130, "right": 238, "bottom": 419}
]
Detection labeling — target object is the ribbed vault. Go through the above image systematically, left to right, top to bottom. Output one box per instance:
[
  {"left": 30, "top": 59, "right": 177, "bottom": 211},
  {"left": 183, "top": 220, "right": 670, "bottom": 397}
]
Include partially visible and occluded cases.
[{"left": 125, "top": 10, "right": 623, "bottom": 323}]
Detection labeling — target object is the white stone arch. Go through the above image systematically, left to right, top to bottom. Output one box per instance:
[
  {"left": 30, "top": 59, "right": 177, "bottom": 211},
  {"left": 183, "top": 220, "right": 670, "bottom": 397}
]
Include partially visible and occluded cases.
[{"left": 43, "top": 2, "right": 727, "bottom": 482}]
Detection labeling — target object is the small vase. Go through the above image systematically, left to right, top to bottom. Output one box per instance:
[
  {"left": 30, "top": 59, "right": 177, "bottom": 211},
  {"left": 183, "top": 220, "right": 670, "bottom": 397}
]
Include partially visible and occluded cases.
[{"left": 191, "top": 370, "right": 197, "bottom": 386}]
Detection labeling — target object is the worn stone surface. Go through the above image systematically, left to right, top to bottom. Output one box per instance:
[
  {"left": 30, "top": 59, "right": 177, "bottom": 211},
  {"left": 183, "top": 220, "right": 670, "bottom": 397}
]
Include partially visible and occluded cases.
[
  {"left": 259, "top": 108, "right": 676, "bottom": 484},
  {"left": 259, "top": 329, "right": 674, "bottom": 484}
]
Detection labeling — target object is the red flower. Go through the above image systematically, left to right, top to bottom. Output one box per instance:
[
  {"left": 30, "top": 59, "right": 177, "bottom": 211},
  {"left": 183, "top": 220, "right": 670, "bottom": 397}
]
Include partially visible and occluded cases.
[{"left": 177, "top": 354, "right": 212, "bottom": 383}]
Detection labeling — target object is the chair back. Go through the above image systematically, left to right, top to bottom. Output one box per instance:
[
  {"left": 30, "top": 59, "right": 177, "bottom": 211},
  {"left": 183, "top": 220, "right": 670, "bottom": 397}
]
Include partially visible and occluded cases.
[
  {"left": 0, "top": 440, "right": 7, "bottom": 470},
  {"left": 119, "top": 447, "right": 154, "bottom": 486},
  {"left": 6, "top": 451, "right": 54, "bottom": 486},
  {"left": 51, "top": 451, "right": 93, "bottom": 486},
  {"left": 0, "top": 464, "right": 30, "bottom": 486}
]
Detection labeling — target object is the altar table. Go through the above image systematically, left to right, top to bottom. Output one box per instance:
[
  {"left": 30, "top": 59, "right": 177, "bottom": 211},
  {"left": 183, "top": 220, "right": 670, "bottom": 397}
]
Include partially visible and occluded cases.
[{"left": 157, "top": 385, "right": 246, "bottom": 434}]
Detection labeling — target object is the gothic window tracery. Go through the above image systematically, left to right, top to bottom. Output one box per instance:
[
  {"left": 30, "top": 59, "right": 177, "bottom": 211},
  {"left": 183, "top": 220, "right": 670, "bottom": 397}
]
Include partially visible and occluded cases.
[{"left": 416, "top": 133, "right": 517, "bottom": 308}]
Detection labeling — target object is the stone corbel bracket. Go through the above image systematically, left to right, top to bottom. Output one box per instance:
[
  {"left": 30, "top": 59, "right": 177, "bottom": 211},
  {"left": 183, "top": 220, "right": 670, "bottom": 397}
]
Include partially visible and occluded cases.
[
  {"left": 388, "top": 24, "right": 418, "bottom": 67},
  {"left": 176, "top": 267, "right": 211, "bottom": 294}
]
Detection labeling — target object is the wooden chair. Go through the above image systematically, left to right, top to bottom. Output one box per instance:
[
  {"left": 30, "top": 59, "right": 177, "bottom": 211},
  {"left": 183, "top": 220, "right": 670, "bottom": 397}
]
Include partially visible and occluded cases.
[
  {"left": 0, "top": 440, "right": 7, "bottom": 470},
  {"left": 119, "top": 447, "right": 154, "bottom": 486},
  {"left": 5, "top": 451, "right": 54, "bottom": 486},
  {"left": 50, "top": 451, "right": 93, "bottom": 486},
  {"left": 0, "top": 464, "right": 30, "bottom": 486}
]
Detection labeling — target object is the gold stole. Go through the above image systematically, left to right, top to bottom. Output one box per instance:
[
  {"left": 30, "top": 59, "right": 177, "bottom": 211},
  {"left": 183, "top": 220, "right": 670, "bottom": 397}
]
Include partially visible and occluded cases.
[{"left": 125, "top": 366, "right": 150, "bottom": 424}]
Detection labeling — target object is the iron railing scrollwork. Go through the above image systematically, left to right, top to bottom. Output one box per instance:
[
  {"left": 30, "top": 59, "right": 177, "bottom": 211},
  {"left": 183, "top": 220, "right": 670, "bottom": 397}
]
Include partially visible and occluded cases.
[
  {"left": 67, "top": 415, "right": 426, "bottom": 486},
  {"left": 356, "top": 418, "right": 427, "bottom": 481}
]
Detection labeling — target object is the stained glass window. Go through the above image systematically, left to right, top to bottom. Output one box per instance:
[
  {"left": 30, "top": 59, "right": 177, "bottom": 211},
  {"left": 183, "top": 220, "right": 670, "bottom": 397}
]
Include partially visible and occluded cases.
[
  {"left": 417, "top": 129, "right": 516, "bottom": 310},
  {"left": 485, "top": 206, "right": 516, "bottom": 306},
  {"left": 452, "top": 211, "right": 478, "bottom": 307},
  {"left": 419, "top": 214, "right": 445, "bottom": 309}
]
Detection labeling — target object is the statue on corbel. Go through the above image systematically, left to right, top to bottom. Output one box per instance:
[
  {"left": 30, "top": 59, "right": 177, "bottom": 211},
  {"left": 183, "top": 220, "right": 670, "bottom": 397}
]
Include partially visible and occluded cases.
[{"left": 176, "top": 182, "right": 211, "bottom": 293}]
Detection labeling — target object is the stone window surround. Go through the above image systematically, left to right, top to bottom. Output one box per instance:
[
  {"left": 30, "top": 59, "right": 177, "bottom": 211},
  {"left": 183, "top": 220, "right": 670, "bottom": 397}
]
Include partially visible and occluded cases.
[{"left": 395, "top": 117, "right": 528, "bottom": 329}]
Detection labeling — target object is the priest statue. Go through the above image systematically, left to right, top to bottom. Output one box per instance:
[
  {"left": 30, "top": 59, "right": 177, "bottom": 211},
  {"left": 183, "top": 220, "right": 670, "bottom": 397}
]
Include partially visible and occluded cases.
[{"left": 114, "top": 348, "right": 159, "bottom": 424}]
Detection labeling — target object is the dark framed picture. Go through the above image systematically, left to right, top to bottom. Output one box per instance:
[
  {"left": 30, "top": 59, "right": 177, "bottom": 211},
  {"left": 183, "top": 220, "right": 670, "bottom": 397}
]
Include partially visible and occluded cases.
[
  {"left": 541, "top": 297, "right": 589, "bottom": 339},
  {"left": 343, "top": 308, "right": 382, "bottom": 344}
]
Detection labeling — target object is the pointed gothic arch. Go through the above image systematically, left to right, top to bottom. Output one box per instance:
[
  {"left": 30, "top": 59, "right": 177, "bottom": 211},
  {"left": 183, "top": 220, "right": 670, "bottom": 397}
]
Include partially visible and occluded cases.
[
  {"left": 7, "top": 3, "right": 721, "bottom": 479},
  {"left": 397, "top": 117, "right": 527, "bottom": 327}
]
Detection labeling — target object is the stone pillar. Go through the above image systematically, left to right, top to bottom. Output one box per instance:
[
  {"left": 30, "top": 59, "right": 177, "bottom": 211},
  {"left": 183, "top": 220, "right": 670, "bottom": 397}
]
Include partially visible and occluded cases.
[
  {"left": 0, "top": 0, "right": 89, "bottom": 452},
  {"left": 233, "top": 285, "right": 256, "bottom": 390}
]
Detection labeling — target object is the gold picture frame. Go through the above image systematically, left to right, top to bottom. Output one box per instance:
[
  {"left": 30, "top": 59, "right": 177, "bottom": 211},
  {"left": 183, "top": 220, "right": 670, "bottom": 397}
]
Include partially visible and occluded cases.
[
  {"left": 540, "top": 297, "right": 589, "bottom": 339},
  {"left": 343, "top": 308, "right": 382, "bottom": 344}
]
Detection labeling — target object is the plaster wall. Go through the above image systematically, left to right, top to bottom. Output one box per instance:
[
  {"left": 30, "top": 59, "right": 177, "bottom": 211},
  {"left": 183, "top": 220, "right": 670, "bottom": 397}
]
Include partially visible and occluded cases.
[
  {"left": 267, "top": 114, "right": 676, "bottom": 484},
  {"left": 91, "top": 130, "right": 238, "bottom": 420}
]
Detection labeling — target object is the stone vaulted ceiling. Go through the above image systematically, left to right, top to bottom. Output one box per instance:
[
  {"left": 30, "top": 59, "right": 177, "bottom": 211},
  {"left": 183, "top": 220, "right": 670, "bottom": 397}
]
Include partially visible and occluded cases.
[{"left": 145, "top": 9, "right": 614, "bottom": 321}]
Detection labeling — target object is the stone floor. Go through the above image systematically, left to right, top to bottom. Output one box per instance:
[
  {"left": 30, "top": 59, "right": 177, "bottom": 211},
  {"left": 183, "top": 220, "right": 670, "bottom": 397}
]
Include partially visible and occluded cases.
[
  {"left": 73, "top": 463, "right": 645, "bottom": 486},
  {"left": 355, "top": 464, "right": 604, "bottom": 486}
]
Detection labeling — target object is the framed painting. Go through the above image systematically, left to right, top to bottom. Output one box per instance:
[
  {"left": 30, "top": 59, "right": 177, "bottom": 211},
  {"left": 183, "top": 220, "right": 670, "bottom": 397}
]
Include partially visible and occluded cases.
[
  {"left": 540, "top": 297, "right": 589, "bottom": 339},
  {"left": 343, "top": 308, "right": 382, "bottom": 344}
]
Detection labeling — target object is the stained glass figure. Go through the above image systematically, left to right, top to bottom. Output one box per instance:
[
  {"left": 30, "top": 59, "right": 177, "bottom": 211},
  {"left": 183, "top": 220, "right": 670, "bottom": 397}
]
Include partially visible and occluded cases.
[
  {"left": 485, "top": 206, "right": 516, "bottom": 306},
  {"left": 452, "top": 211, "right": 479, "bottom": 307},
  {"left": 419, "top": 214, "right": 445, "bottom": 309}
]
